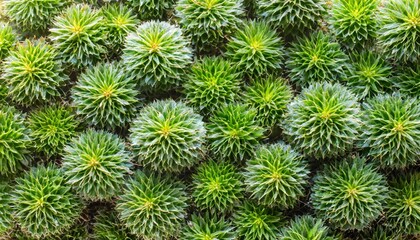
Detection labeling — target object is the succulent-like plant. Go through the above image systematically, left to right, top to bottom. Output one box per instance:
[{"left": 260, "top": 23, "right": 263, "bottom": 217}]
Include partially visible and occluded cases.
[
  {"left": 4, "top": 0, "right": 70, "bottom": 32},
  {"left": 128, "top": 0, "right": 175, "bottom": 20},
  {"left": 175, "top": 0, "right": 243, "bottom": 53},
  {"left": 256, "top": 0, "right": 326, "bottom": 34},
  {"left": 330, "top": 0, "right": 378, "bottom": 49},
  {"left": 378, "top": 0, "right": 420, "bottom": 63},
  {"left": 50, "top": 4, "right": 106, "bottom": 69},
  {"left": 102, "top": 4, "right": 138, "bottom": 56},
  {"left": 122, "top": 21, "right": 192, "bottom": 90},
  {"left": 226, "top": 21, "right": 284, "bottom": 78},
  {"left": 0, "top": 22, "right": 15, "bottom": 60},
  {"left": 286, "top": 32, "right": 349, "bottom": 86},
  {"left": 2, "top": 39, "right": 67, "bottom": 106},
  {"left": 346, "top": 51, "right": 392, "bottom": 99},
  {"left": 184, "top": 57, "right": 241, "bottom": 114},
  {"left": 71, "top": 62, "right": 138, "bottom": 130},
  {"left": 394, "top": 66, "right": 420, "bottom": 97},
  {"left": 243, "top": 76, "right": 293, "bottom": 128},
  {"left": 283, "top": 82, "right": 361, "bottom": 159},
  {"left": 361, "top": 94, "right": 420, "bottom": 168},
  {"left": 130, "top": 100, "right": 206, "bottom": 172},
  {"left": 207, "top": 104, "right": 265, "bottom": 162},
  {"left": 28, "top": 105, "right": 79, "bottom": 158},
  {"left": 0, "top": 106, "right": 30, "bottom": 175},
  {"left": 62, "top": 129, "right": 132, "bottom": 201},
  {"left": 244, "top": 143, "right": 309, "bottom": 208},
  {"left": 311, "top": 158, "right": 388, "bottom": 230},
  {"left": 192, "top": 160, "right": 243, "bottom": 214},
  {"left": 12, "top": 165, "right": 82, "bottom": 239},
  {"left": 116, "top": 171, "right": 187, "bottom": 239},
  {"left": 385, "top": 173, "right": 420, "bottom": 235},
  {"left": 0, "top": 183, "right": 13, "bottom": 236},
  {"left": 234, "top": 201, "right": 283, "bottom": 240},
  {"left": 93, "top": 208, "right": 134, "bottom": 240},
  {"left": 183, "top": 213, "right": 236, "bottom": 240},
  {"left": 280, "top": 215, "right": 337, "bottom": 240}
]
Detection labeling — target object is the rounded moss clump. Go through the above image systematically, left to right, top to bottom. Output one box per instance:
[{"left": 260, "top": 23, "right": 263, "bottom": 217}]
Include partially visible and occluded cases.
[
  {"left": 4, "top": 0, "right": 70, "bottom": 32},
  {"left": 128, "top": 0, "right": 175, "bottom": 20},
  {"left": 176, "top": 0, "right": 243, "bottom": 53},
  {"left": 257, "top": 0, "right": 326, "bottom": 34},
  {"left": 330, "top": 0, "right": 378, "bottom": 49},
  {"left": 378, "top": 0, "right": 420, "bottom": 63},
  {"left": 50, "top": 4, "right": 106, "bottom": 69},
  {"left": 102, "top": 4, "right": 138, "bottom": 56},
  {"left": 122, "top": 21, "right": 192, "bottom": 90},
  {"left": 226, "top": 21, "right": 284, "bottom": 78},
  {"left": 0, "top": 22, "right": 15, "bottom": 60},
  {"left": 286, "top": 32, "right": 349, "bottom": 86},
  {"left": 2, "top": 40, "right": 67, "bottom": 106},
  {"left": 346, "top": 51, "right": 392, "bottom": 99},
  {"left": 184, "top": 57, "right": 241, "bottom": 114},
  {"left": 71, "top": 62, "right": 138, "bottom": 130},
  {"left": 395, "top": 66, "right": 420, "bottom": 97},
  {"left": 243, "top": 76, "right": 293, "bottom": 128},
  {"left": 283, "top": 82, "right": 361, "bottom": 159},
  {"left": 361, "top": 94, "right": 420, "bottom": 168},
  {"left": 130, "top": 100, "right": 206, "bottom": 172},
  {"left": 207, "top": 104, "right": 265, "bottom": 162},
  {"left": 28, "top": 105, "right": 79, "bottom": 158},
  {"left": 0, "top": 106, "right": 30, "bottom": 175},
  {"left": 62, "top": 129, "right": 132, "bottom": 201},
  {"left": 244, "top": 143, "right": 309, "bottom": 208},
  {"left": 311, "top": 158, "right": 388, "bottom": 230},
  {"left": 192, "top": 160, "right": 243, "bottom": 214},
  {"left": 12, "top": 165, "right": 82, "bottom": 239},
  {"left": 116, "top": 171, "right": 187, "bottom": 239},
  {"left": 385, "top": 173, "right": 420, "bottom": 235},
  {"left": 0, "top": 183, "right": 13, "bottom": 236},
  {"left": 234, "top": 201, "right": 283, "bottom": 240},
  {"left": 93, "top": 208, "right": 134, "bottom": 240},
  {"left": 183, "top": 213, "right": 236, "bottom": 240},
  {"left": 280, "top": 215, "right": 337, "bottom": 240}
]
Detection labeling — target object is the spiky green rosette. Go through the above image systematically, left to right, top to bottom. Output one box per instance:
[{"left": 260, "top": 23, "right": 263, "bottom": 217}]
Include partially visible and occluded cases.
[
  {"left": 4, "top": 0, "right": 70, "bottom": 32},
  {"left": 128, "top": 0, "right": 175, "bottom": 20},
  {"left": 175, "top": 0, "right": 243, "bottom": 52},
  {"left": 256, "top": 0, "right": 326, "bottom": 34},
  {"left": 330, "top": 0, "right": 378, "bottom": 49},
  {"left": 378, "top": 0, "right": 420, "bottom": 63},
  {"left": 50, "top": 4, "right": 106, "bottom": 69},
  {"left": 102, "top": 4, "right": 138, "bottom": 56},
  {"left": 122, "top": 21, "right": 192, "bottom": 90},
  {"left": 226, "top": 21, "right": 284, "bottom": 78},
  {"left": 0, "top": 22, "right": 15, "bottom": 60},
  {"left": 286, "top": 32, "right": 349, "bottom": 86},
  {"left": 2, "top": 40, "right": 67, "bottom": 106},
  {"left": 346, "top": 51, "right": 392, "bottom": 99},
  {"left": 184, "top": 57, "right": 241, "bottom": 114},
  {"left": 71, "top": 62, "right": 138, "bottom": 130},
  {"left": 395, "top": 66, "right": 420, "bottom": 96},
  {"left": 243, "top": 76, "right": 292, "bottom": 128},
  {"left": 283, "top": 82, "right": 361, "bottom": 159},
  {"left": 361, "top": 94, "right": 420, "bottom": 168},
  {"left": 130, "top": 100, "right": 206, "bottom": 172},
  {"left": 207, "top": 104, "right": 264, "bottom": 161},
  {"left": 28, "top": 105, "right": 78, "bottom": 158},
  {"left": 0, "top": 106, "right": 30, "bottom": 175},
  {"left": 62, "top": 129, "right": 132, "bottom": 201},
  {"left": 244, "top": 143, "right": 309, "bottom": 208},
  {"left": 311, "top": 158, "right": 388, "bottom": 230},
  {"left": 192, "top": 160, "right": 243, "bottom": 213},
  {"left": 12, "top": 165, "right": 82, "bottom": 239},
  {"left": 116, "top": 171, "right": 187, "bottom": 239},
  {"left": 385, "top": 173, "right": 420, "bottom": 235},
  {"left": 0, "top": 183, "right": 13, "bottom": 236},
  {"left": 234, "top": 201, "right": 283, "bottom": 240},
  {"left": 93, "top": 208, "right": 134, "bottom": 240},
  {"left": 183, "top": 213, "right": 236, "bottom": 240},
  {"left": 280, "top": 215, "right": 337, "bottom": 240}
]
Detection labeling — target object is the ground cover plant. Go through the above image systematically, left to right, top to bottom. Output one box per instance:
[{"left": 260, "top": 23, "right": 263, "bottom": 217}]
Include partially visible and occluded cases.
[{"left": 0, "top": 0, "right": 419, "bottom": 239}]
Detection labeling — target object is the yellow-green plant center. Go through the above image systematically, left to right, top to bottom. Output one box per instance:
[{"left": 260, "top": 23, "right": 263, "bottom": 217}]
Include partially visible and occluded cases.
[
  {"left": 204, "top": 0, "right": 218, "bottom": 9},
  {"left": 351, "top": 9, "right": 361, "bottom": 19},
  {"left": 407, "top": 15, "right": 420, "bottom": 27},
  {"left": 115, "top": 17, "right": 127, "bottom": 27},
  {"left": 71, "top": 24, "right": 83, "bottom": 35},
  {"left": 250, "top": 40, "right": 262, "bottom": 51},
  {"left": 150, "top": 42, "right": 160, "bottom": 52},
  {"left": 311, "top": 55, "right": 320, "bottom": 63},
  {"left": 24, "top": 63, "right": 34, "bottom": 73},
  {"left": 362, "top": 68, "right": 376, "bottom": 79},
  {"left": 208, "top": 77, "right": 219, "bottom": 87},
  {"left": 102, "top": 87, "right": 114, "bottom": 99},
  {"left": 263, "top": 91, "right": 274, "bottom": 103},
  {"left": 320, "top": 110, "right": 331, "bottom": 120},
  {"left": 393, "top": 122, "right": 404, "bottom": 133},
  {"left": 160, "top": 123, "right": 171, "bottom": 137},
  {"left": 48, "top": 125, "right": 57, "bottom": 134},
  {"left": 229, "top": 129, "right": 239, "bottom": 139},
  {"left": 88, "top": 156, "right": 100, "bottom": 168},
  {"left": 271, "top": 172, "right": 282, "bottom": 181},
  {"left": 209, "top": 180, "right": 221, "bottom": 191},
  {"left": 347, "top": 187, "right": 359, "bottom": 197},
  {"left": 36, "top": 198, "right": 45, "bottom": 208},
  {"left": 405, "top": 198, "right": 415, "bottom": 207},
  {"left": 143, "top": 200, "right": 155, "bottom": 210},
  {"left": 253, "top": 217, "right": 264, "bottom": 227},
  {"left": 203, "top": 234, "right": 213, "bottom": 240}
]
